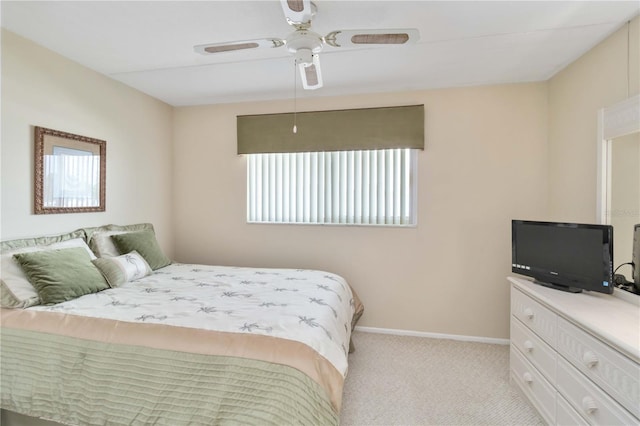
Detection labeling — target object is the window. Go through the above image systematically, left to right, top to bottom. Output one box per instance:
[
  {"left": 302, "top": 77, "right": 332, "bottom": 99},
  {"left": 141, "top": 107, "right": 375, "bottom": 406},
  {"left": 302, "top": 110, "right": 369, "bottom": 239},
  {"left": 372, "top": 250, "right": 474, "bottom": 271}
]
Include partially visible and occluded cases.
[
  {"left": 239, "top": 105, "right": 424, "bottom": 225},
  {"left": 247, "top": 148, "right": 417, "bottom": 225}
]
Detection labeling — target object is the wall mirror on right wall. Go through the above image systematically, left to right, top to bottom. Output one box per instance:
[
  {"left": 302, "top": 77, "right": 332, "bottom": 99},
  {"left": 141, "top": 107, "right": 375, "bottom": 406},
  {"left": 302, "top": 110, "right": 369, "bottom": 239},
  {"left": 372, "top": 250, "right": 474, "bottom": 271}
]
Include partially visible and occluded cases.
[{"left": 597, "top": 93, "right": 640, "bottom": 281}]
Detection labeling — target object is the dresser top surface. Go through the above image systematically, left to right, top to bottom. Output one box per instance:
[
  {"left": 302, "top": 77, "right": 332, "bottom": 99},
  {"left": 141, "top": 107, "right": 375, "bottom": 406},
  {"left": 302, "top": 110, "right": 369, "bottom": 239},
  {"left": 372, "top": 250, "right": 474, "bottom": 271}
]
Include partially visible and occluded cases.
[{"left": 509, "top": 276, "right": 640, "bottom": 363}]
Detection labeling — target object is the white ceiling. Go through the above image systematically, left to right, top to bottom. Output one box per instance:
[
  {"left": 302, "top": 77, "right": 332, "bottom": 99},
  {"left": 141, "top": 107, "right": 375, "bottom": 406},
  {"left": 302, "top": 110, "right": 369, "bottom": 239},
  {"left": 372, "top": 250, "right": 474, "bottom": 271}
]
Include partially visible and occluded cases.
[{"left": 2, "top": 1, "right": 638, "bottom": 106}]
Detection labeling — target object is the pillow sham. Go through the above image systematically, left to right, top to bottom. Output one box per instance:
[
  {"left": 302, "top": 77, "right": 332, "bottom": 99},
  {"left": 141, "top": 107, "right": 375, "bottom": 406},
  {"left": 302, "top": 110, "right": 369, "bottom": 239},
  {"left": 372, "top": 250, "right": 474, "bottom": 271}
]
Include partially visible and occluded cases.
[
  {"left": 85, "top": 223, "right": 154, "bottom": 257},
  {"left": 110, "top": 230, "right": 171, "bottom": 271},
  {"left": 89, "top": 231, "right": 128, "bottom": 258},
  {"left": 1, "top": 238, "right": 96, "bottom": 308},
  {"left": 13, "top": 247, "right": 109, "bottom": 305},
  {"left": 92, "top": 250, "right": 152, "bottom": 287}
]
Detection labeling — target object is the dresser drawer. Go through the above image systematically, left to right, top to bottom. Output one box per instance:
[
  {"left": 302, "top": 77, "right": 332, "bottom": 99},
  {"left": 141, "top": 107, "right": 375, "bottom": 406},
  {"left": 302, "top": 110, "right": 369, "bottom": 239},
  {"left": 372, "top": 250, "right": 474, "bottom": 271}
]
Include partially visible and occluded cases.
[
  {"left": 511, "top": 287, "right": 557, "bottom": 346},
  {"left": 511, "top": 316, "right": 556, "bottom": 385},
  {"left": 556, "top": 316, "right": 640, "bottom": 419},
  {"left": 510, "top": 346, "right": 556, "bottom": 424},
  {"left": 556, "top": 356, "right": 638, "bottom": 425},
  {"left": 557, "top": 394, "right": 589, "bottom": 426}
]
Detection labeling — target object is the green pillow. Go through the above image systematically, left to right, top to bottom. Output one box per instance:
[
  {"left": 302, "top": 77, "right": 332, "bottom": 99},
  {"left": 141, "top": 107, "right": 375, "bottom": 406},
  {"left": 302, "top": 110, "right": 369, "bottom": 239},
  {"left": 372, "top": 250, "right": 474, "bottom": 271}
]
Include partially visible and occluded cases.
[
  {"left": 110, "top": 230, "right": 171, "bottom": 271},
  {"left": 13, "top": 247, "right": 109, "bottom": 305}
]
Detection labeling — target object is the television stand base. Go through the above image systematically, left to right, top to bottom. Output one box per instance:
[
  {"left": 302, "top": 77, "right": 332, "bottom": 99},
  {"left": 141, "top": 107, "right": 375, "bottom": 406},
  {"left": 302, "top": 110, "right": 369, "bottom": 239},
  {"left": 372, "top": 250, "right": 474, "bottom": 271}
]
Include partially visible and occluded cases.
[{"left": 534, "top": 280, "right": 582, "bottom": 293}]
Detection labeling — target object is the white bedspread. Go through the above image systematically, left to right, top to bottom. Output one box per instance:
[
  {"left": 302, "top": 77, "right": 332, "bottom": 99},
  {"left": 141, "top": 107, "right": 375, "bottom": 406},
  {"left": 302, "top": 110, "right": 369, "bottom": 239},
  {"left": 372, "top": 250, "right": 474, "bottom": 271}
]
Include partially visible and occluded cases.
[{"left": 30, "top": 263, "right": 356, "bottom": 376}]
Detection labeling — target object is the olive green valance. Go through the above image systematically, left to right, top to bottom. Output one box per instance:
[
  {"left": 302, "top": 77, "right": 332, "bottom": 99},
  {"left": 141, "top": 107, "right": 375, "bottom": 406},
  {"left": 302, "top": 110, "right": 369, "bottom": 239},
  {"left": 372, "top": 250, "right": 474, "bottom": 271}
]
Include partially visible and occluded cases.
[{"left": 237, "top": 104, "right": 424, "bottom": 154}]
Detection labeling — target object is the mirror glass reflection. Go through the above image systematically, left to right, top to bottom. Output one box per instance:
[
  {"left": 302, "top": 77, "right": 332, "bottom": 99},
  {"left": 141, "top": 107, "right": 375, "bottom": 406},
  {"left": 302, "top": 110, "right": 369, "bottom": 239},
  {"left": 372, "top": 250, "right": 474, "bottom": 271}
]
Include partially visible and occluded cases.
[
  {"left": 34, "top": 126, "right": 106, "bottom": 214},
  {"left": 610, "top": 131, "right": 640, "bottom": 274}
]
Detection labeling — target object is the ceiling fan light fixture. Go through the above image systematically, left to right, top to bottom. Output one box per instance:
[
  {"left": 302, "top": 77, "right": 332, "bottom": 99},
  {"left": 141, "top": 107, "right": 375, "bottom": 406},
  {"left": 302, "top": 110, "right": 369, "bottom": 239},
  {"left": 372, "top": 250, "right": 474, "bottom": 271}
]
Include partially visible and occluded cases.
[{"left": 294, "top": 48, "right": 313, "bottom": 65}]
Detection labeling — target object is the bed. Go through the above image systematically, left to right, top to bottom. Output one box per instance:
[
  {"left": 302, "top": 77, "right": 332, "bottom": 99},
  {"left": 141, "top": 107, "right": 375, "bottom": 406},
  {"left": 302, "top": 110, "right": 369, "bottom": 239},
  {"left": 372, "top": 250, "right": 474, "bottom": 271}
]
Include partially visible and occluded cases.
[{"left": 0, "top": 224, "right": 363, "bottom": 425}]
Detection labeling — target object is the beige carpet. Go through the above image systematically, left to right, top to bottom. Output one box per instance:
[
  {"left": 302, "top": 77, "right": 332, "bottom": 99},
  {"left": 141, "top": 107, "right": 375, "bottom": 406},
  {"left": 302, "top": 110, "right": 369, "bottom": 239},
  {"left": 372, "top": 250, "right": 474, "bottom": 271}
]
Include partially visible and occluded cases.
[{"left": 340, "top": 331, "right": 544, "bottom": 426}]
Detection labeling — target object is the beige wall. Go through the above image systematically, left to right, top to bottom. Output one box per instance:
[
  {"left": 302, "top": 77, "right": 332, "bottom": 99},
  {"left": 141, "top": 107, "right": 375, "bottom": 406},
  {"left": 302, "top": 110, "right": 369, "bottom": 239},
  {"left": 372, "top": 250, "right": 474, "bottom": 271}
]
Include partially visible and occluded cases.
[
  {"left": 3, "top": 16, "right": 635, "bottom": 340},
  {"left": 548, "top": 17, "right": 639, "bottom": 223},
  {"left": 0, "top": 30, "right": 174, "bottom": 255},
  {"left": 173, "top": 84, "right": 549, "bottom": 339}
]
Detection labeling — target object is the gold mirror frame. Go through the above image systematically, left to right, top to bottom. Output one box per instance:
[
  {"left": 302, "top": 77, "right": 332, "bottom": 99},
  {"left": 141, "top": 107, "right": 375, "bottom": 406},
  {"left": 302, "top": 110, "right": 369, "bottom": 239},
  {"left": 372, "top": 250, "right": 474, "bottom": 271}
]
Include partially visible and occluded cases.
[{"left": 34, "top": 126, "right": 106, "bottom": 214}]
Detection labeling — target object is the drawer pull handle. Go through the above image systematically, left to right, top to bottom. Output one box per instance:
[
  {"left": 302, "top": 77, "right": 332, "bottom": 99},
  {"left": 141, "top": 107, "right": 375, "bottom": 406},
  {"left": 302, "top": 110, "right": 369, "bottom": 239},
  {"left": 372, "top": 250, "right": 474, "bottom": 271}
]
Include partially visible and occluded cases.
[
  {"left": 523, "top": 308, "right": 534, "bottom": 320},
  {"left": 523, "top": 340, "right": 534, "bottom": 352},
  {"left": 582, "top": 351, "right": 599, "bottom": 368},
  {"left": 523, "top": 372, "right": 533, "bottom": 384},
  {"left": 582, "top": 396, "right": 598, "bottom": 415}
]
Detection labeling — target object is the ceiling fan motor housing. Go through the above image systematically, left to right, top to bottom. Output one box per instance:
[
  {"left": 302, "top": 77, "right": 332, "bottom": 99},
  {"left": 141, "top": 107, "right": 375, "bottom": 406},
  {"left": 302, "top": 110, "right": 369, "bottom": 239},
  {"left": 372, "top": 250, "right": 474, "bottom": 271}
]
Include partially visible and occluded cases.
[{"left": 286, "top": 29, "right": 323, "bottom": 60}]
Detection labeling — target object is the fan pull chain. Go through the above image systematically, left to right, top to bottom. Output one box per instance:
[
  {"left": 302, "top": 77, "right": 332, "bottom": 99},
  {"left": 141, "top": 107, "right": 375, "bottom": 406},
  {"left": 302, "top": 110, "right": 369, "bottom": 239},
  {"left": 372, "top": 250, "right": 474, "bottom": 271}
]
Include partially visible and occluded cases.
[{"left": 293, "top": 59, "right": 298, "bottom": 134}]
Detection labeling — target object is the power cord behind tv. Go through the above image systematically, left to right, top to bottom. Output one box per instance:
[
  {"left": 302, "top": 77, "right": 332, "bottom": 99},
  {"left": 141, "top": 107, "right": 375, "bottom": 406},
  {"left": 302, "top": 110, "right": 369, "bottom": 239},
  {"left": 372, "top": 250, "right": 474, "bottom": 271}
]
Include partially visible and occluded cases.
[{"left": 613, "top": 262, "right": 639, "bottom": 295}]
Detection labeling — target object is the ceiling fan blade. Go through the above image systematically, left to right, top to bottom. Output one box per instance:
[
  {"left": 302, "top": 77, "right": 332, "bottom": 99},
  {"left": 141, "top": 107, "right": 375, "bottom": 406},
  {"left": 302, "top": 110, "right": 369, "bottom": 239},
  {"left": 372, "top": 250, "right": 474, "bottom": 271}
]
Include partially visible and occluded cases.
[
  {"left": 280, "top": 0, "right": 314, "bottom": 25},
  {"left": 324, "top": 29, "right": 419, "bottom": 48},
  {"left": 194, "top": 38, "right": 284, "bottom": 55},
  {"left": 298, "top": 54, "right": 322, "bottom": 90}
]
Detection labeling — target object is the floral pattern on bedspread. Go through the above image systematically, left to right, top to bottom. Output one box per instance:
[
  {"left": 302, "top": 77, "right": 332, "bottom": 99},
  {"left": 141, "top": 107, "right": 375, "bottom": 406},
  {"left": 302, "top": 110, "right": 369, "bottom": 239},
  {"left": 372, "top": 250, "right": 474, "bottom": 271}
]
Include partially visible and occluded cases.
[{"left": 30, "top": 263, "right": 356, "bottom": 376}]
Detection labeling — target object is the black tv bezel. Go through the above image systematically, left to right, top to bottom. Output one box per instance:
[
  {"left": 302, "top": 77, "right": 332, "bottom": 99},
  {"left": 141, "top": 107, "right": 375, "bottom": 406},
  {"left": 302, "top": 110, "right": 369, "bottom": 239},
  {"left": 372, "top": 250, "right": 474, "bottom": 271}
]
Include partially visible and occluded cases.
[{"left": 511, "top": 220, "right": 614, "bottom": 294}]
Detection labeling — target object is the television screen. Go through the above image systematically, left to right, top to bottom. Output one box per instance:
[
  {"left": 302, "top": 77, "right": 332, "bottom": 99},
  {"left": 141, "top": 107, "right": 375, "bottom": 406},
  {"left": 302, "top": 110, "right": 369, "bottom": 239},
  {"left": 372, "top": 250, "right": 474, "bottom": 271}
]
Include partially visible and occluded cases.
[{"left": 512, "top": 220, "right": 614, "bottom": 294}]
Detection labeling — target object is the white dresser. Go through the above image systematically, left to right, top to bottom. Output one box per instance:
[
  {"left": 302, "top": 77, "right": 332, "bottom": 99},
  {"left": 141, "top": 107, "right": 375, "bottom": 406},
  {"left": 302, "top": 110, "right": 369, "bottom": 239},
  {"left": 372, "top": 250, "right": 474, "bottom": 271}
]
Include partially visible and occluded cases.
[{"left": 509, "top": 276, "right": 640, "bottom": 425}]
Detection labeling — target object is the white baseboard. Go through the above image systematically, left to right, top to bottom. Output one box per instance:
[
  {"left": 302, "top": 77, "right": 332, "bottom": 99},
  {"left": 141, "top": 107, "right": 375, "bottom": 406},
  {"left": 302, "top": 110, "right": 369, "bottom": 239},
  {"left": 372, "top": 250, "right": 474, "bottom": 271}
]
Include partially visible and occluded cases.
[{"left": 354, "top": 325, "right": 509, "bottom": 345}]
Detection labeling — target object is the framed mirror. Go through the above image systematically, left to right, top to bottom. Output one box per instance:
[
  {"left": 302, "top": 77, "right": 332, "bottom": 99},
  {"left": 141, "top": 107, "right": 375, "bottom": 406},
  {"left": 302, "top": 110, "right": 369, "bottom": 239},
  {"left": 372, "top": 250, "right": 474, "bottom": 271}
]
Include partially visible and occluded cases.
[
  {"left": 597, "top": 94, "right": 640, "bottom": 273},
  {"left": 34, "top": 126, "right": 106, "bottom": 214}
]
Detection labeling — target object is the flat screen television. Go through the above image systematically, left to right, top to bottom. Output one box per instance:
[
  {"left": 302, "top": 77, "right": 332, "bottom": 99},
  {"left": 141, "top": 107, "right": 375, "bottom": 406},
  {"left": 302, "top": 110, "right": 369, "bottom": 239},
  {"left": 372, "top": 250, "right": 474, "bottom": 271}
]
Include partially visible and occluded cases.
[{"left": 511, "top": 220, "right": 614, "bottom": 294}]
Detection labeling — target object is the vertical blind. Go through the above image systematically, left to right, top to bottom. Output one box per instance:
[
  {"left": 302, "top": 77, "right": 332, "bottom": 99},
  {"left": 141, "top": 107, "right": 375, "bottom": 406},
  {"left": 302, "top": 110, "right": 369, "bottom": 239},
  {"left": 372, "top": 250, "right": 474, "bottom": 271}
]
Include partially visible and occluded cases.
[
  {"left": 247, "top": 148, "right": 416, "bottom": 225},
  {"left": 43, "top": 155, "right": 101, "bottom": 208}
]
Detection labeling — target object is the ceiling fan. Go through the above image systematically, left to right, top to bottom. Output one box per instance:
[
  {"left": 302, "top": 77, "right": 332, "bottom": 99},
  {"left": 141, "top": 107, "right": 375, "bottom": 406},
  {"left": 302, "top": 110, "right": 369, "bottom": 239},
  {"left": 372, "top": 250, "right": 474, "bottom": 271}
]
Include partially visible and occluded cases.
[{"left": 194, "top": 0, "right": 419, "bottom": 90}]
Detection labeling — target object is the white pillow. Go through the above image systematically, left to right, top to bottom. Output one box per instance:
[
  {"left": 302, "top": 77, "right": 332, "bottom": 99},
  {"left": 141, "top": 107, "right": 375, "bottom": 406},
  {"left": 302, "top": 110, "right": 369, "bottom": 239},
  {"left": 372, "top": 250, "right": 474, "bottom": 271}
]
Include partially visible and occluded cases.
[
  {"left": 89, "top": 231, "right": 129, "bottom": 257},
  {"left": 0, "top": 238, "right": 96, "bottom": 308},
  {"left": 92, "top": 250, "right": 152, "bottom": 287}
]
